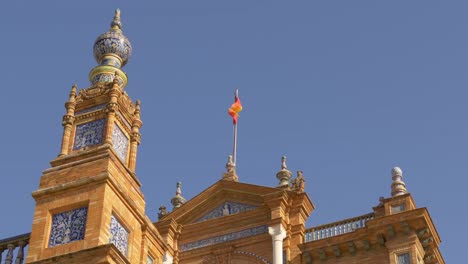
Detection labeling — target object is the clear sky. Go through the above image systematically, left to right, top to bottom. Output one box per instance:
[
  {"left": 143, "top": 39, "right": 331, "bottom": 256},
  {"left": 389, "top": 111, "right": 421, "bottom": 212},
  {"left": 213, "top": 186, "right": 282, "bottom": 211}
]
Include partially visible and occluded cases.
[{"left": 0, "top": 1, "right": 464, "bottom": 262}]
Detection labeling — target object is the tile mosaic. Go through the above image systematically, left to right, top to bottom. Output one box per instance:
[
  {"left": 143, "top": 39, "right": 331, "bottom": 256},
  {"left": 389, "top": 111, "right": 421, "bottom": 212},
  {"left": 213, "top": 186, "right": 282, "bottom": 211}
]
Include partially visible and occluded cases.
[
  {"left": 73, "top": 119, "right": 106, "bottom": 150},
  {"left": 112, "top": 123, "right": 128, "bottom": 161},
  {"left": 49, "top": 207, "right": 88, "bottom": 247},
  {"left": 109, "top": 215, "right": 129, "bottom": 256}
]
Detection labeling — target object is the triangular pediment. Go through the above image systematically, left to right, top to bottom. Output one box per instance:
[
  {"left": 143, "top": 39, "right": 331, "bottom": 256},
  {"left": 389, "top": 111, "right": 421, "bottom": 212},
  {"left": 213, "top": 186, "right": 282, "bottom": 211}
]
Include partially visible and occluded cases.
[{"left": 159, "top": 180, "right": 281, "bottom": 225}]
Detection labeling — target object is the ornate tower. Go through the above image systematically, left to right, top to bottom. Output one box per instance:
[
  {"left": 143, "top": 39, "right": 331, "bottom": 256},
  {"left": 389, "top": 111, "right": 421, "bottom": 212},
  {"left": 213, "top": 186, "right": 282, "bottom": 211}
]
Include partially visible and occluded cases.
[{"left": 26, "top": 10, "right": 165, "bottom": 264}]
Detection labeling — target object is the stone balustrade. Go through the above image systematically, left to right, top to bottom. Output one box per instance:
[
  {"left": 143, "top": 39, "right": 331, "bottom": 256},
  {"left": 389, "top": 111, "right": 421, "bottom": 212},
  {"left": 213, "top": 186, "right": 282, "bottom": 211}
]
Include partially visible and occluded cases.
[
  {"left": 304, "top": 213, "right": 374, "bottom": 242},
  {"left": 0, "top": 233, "right": 30, "bottom": 264}
]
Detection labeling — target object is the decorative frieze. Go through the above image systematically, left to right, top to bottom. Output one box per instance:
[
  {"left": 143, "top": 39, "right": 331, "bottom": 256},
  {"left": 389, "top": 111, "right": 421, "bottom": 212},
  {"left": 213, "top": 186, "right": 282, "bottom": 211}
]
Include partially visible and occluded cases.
[
  {"left": 75, "top": 104, "right": 107, "bottom": 115},
  {"left": 195, "top": 202, "right": 258, "bottom": 223},
  {"left": 179, "top": 226, "right": 267, "bottom": 252}
]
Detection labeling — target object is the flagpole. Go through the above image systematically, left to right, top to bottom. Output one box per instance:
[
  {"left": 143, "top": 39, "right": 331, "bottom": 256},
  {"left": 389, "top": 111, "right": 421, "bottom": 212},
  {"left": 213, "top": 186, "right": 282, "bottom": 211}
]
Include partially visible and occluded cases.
[
  {"left": 232, "top": 89, "right": 239, "bottom": 165},
  {"left": 233, "top": 120, "right": 238, "bottom": 165}
]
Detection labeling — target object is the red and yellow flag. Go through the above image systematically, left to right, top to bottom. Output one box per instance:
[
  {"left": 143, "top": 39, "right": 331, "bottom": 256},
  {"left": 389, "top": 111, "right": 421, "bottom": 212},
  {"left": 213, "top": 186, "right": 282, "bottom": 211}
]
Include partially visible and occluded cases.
[{"left": 228, "top": 92, "right": 242, "bottom": 124}]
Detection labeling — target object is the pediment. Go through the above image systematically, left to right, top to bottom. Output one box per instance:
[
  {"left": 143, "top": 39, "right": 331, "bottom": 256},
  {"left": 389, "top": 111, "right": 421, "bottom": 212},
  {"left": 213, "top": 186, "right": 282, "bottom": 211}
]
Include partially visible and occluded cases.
[{"left": 160, "top": 180, "right": 281, "bottom": 225}]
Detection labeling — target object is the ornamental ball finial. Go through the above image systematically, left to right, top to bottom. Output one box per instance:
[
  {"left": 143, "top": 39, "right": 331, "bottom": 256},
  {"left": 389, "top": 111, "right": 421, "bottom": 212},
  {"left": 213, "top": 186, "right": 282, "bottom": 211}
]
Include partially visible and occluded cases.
[
  {"left": 391, "top": 166, "right": 408, "bottom": 196},
  {"left": 391, "top": 167, "right": 402, "bottom": 177}
]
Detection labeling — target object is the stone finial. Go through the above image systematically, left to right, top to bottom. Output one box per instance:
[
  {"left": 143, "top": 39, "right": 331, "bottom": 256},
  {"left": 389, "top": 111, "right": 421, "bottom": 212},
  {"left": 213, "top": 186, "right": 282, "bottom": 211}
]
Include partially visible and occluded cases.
[
  {"left": 69, "top": 84, "right": 77, "bottom": 100},
  {"left": 134, "top": 99, "right": 141, "bottom": 118},
  {"left": 222, "top": 155, "right": 238, "bottom": 182},
  {"left": 226, "top": 155, "right": 235, "bottom": 172},
  {"left": 276, "top": 156, "right": 292, "bottom": 189},
  {"left": 391, "top": 166, "right": 408, "bottom": 196},
  {"left": 291, "top": 170, "right": 305, "bottom": 192},
  {"left": 171, "top": 182, "right": 186, "bottom": 209},
  {"left": 158, "top": 205, "right": 168, "bottom": 220}
]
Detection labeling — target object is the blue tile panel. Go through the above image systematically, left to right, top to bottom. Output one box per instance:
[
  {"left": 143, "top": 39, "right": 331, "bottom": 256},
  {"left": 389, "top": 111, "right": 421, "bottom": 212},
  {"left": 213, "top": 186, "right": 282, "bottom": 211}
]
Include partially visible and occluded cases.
[
  {"left": 75, "top": 104, "right": 107, "bottom": 115},
  {"left": 73, "top": 119, "right": 106, "bottom": 150},
  {"left": 112, "top": 124, "right": 129, "bottom": 161},
  {"left": 196, "top": 202, "right": 258, "bottom": 222},
  {"left": 49, "top": 207, "right": 88, "bottom": 247},
  {"left": 109, "top": 215, "right": 129, "bottom": 256},
  {"left": 179, "top": 225, "right": 267, "bottom": 252},
  {"left": 398, "top": 253, "right": 410, "bottom": 264}
]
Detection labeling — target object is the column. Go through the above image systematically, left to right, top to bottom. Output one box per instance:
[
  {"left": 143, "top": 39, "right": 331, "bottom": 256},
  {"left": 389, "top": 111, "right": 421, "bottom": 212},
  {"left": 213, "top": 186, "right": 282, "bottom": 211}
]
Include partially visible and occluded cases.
[{"left": 269, "top": 224, "right": 286, "bottom": 264}]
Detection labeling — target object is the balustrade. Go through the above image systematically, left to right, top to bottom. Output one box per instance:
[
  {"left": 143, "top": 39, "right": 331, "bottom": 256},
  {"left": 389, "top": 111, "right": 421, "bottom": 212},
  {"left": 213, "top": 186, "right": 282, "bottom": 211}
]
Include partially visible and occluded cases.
[
  {"left": 304, "top": 213, "right": 374, "bottom": 242},
  {"left": 0, "top": 233, "right": 30, "bottom": 264}
]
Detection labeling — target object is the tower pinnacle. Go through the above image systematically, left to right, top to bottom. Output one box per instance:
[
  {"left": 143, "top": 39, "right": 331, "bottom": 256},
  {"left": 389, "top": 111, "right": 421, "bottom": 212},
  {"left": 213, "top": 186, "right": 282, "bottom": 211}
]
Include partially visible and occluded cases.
[
  {"left": 89, "top": 9, "right": 132, "bottom": 88},
  {"left": 276, "top": 156, "right": 292, "bottom": 188},
  {"left": 391, "top": 167, "right": 408, "bottom": 196},
  {"left": 171, "top": 182, "right": 186, "bottom": 209}
]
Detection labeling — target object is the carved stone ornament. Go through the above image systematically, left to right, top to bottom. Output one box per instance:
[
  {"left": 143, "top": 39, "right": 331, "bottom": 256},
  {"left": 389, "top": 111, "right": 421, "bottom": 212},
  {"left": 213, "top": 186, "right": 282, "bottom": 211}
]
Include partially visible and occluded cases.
[{"left": 76, "top": 83, "right": 112, "bottom": 102}]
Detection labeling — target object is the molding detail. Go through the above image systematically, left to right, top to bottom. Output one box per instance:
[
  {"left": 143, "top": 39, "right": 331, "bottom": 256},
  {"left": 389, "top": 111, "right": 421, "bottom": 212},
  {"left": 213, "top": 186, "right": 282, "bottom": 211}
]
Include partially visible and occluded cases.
[
  {"left": 75, "top": 104, "right": 107, "bottom": 115},
  {"left": 195, "top": 201, "right": 258, "bottom": 223},
  {"left": 179, "top": 226, "right": 267, "bottom": 252},
  {"left": 233, "top": 251, "right": 271, "bottom": 264}
]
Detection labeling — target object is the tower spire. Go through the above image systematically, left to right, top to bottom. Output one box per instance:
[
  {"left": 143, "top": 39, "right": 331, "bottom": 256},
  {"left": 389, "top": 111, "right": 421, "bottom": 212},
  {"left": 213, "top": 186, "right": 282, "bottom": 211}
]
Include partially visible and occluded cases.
[
  {"left": 90, "top": 9, "right": 132, "bottom": 88},
  {"left": 391, "top": 167, "right": 408, "bottom": 196}
]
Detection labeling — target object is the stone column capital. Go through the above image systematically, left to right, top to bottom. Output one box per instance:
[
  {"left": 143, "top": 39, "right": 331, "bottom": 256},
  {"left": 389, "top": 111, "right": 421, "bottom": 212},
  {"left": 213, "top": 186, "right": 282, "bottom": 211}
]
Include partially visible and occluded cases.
[{"left": 268, "top": 224, "right": 287, "bottom": 241}]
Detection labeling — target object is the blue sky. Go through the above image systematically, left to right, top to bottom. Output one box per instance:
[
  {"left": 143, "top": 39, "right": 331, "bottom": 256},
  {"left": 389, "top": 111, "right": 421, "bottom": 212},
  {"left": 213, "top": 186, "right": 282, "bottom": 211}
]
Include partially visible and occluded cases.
[{"left": 0, "top": 1, "right": 464, "bottom": 262}]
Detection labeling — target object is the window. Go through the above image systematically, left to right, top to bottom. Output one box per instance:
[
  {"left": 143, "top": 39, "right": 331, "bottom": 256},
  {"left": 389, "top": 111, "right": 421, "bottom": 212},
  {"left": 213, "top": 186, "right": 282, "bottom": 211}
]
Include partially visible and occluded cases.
[
  {"left": 391, "top": 204, "right": 406, "bottom": 213},
  {"left": 397, "top": 253, "right": 411, "bottom": 264}
]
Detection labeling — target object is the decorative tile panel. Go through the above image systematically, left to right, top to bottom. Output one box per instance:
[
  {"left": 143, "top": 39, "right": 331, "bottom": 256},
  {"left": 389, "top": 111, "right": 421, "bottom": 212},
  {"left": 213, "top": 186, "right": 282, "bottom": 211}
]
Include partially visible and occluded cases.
[
  {"left": 75, "top": 104, "right": 107, "bottom": 115},
  {"left": 73, "top": 119, "right": 106, "bottom": 150},
  {"left": 112, "top": 124, "right": 129, "bottom": 161},
  {"left": 196, "top": 202, "right": 258, "bottom": 222},
  {"left": 49, "top": 207, "right": 88, "bottom": 247},
  {"left": 109, "top": 215, "right": 129, "bottom": 256},
  {"left": 179, "top": 225, "right": 267, "bottom": 252},
  {"left": 397, "top": 253, "right": 410, "bottom": 264}
]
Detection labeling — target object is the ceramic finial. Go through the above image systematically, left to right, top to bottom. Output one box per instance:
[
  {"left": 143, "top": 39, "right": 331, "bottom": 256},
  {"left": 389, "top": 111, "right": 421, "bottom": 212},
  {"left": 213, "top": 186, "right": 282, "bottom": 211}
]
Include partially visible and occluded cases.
[
  {"left": 111, "top": 9, "right": 122, "bottom": 30},
  {"left": 276, "top": 156, "right": 292, "bottom": 189},
  {"left": 281, "top": 156, "right": 287, "bottom": 170},
  {"left": 391, "top": 167, "right": 408, "bottom": 196},
  {"left": 171, "top": 182, "right": 186, "bottom": 209}
]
